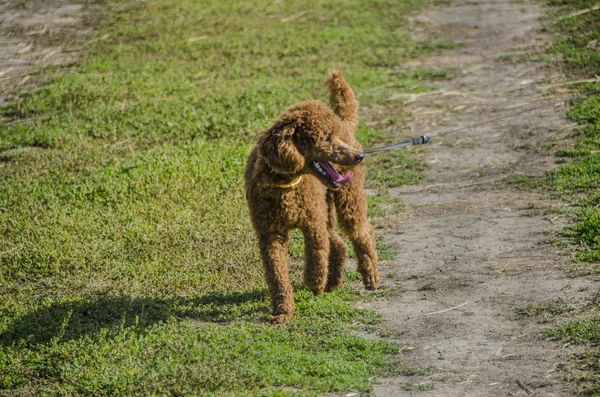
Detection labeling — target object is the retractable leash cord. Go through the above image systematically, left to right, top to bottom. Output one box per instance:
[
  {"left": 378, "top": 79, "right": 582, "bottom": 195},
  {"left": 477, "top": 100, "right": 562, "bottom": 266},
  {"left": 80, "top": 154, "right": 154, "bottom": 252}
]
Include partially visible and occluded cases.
[{"left": 362, "top": 89, "right": 600, "bottom": 155}]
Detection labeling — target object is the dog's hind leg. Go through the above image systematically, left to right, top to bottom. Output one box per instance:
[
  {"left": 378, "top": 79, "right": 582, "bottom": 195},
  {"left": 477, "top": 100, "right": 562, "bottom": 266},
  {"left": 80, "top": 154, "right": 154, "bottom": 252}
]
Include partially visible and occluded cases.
[
  {"left": 325, "top": 190, "right": 348, "bottom": 292},
  {"left": 338, "top": 212, "right": 379, "bottom": 290},
  {"left": 258, "top": 231, "right": 295, "bottom": 324}
]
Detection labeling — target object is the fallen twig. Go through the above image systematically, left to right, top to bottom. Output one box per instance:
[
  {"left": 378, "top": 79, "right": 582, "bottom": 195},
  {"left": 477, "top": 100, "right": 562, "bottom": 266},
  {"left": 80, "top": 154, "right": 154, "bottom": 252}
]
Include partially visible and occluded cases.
[
  {"left": 557, "top": 4, "right": 600, "bottom": 21},
  {"left": 281, "top": 10, "right": 310, "bottom": 23},
  {"left": 27, "top": 25, "right": 47, "bottom": 36},
  {"left": 64, "top": 33, "right": 111, "bottom": 53},
  {"left": 188, "top": 36, "right": 208, "bottom": 43},
  {"left": 17, "top": 42, "right": 33, "bottom": 54},
  {"left": 489, "top": 42, "right": 548, "bottom": 53},
  {"left": 40, "top": 48, "right": 62, "bottom": 62},
  {"left": 514, "top": 66, "right": 537, "bottom": 78},
  {"left": 0, "top": 68, "right": 13, "bottom": 78},
  {"left": 0, "top": 70, "right": 40, "bottom": 82},
  {"left": 18, "top": 75, "right": 31, "bottom": 86},
  {"left": 543, "top": 77, "right": 600, "bottom": 89},
  {"left": 387, "top": 90, "right": 467, "bottom": 102},
  {"left": 504, "top": 94, "right": 569, "bottom": 109},
  {"left": 404, "top": 177, "right": 505, "bottom": 193},
  {"left": 458, "top": 177, "right": 505, "bottom": 189},
  {"left": 0, "top": 245, "right": 23, "bottom": 256},
  {"left": 424, "top": 301, "right": 469, "bottom": 316},
  {"left": 517, "top": 379, "right": 533, "bottom": 395}
]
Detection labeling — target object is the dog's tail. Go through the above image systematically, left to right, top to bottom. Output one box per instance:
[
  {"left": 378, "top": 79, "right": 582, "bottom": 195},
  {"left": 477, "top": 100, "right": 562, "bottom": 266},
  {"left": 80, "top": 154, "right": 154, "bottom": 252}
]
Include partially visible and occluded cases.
[{"left": 326, "top": 70, "right": 358, "bottom": 130}]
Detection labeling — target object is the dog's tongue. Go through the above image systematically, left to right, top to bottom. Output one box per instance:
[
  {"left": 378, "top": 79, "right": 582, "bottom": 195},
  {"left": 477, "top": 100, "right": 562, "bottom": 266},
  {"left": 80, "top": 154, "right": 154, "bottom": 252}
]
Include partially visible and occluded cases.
[
  {"left": 320, "top": 161, "right": 354, "bottom": 184},
  {"left": 338, "top": 171, "right": 354, "bottom": 183}
]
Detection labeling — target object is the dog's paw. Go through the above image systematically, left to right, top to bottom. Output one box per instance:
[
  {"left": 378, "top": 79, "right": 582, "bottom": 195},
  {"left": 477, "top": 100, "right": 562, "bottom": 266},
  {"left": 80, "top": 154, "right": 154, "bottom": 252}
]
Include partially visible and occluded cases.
[
  {"left": 363, "top": 275, "right": 379, "bottom": 291},
  {"left": 304, "top": 278, "right": 326, "bottom": 296},
  {"left": 325, "top": 280, "right": 343, "bottom": 293},
  {"left": 305, "top": 285, "right": 325, "bottom": 296},
  {"left": 269, "top": 313, "right": 292, "bottom": 324}
]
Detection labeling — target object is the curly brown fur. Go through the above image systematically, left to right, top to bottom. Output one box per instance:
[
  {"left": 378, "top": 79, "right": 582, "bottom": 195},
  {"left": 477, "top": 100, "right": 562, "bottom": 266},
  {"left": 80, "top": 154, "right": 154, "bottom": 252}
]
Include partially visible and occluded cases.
[{"left": 245, "top": 71, "right": 379, "bottom": 324}]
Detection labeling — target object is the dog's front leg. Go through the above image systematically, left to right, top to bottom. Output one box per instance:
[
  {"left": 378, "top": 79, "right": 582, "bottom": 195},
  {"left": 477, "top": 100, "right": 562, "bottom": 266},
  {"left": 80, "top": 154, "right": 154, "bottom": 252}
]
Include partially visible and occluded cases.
[
  {"left": 335, "top": 181, "right": 379, "bottom": 291},
  {"left": 349, "top": 223, "right": 379, "bottom": 291},
  {"left": 301, "top": 227, "right": 330, "bottom": 296},
  {"left": 258, "top": 232, "right": 295, "bottom": 324}
]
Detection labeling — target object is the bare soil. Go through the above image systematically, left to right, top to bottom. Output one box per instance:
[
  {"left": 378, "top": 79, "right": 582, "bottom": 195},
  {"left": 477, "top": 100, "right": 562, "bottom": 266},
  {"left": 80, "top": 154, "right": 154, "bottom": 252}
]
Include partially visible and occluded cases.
[
  {"left": 0, "top": 0, "right": 89, "bottom": 107},
  {"left": 363, "top": 0, "right": 599, "bottom": 396}
]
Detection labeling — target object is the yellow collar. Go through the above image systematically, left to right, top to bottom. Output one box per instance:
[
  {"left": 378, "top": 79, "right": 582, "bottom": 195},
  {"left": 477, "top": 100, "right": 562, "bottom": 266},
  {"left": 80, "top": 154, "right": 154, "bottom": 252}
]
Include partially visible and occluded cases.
[{"left": 276, "top": 175, "right": 303, "bottom": 189}]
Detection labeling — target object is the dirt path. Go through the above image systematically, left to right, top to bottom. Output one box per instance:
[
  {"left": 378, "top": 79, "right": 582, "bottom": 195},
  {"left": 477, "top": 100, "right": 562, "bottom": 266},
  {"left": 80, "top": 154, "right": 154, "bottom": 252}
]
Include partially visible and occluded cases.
[{"left": 364, "top": 1, "right": 597, "bottom": 395}]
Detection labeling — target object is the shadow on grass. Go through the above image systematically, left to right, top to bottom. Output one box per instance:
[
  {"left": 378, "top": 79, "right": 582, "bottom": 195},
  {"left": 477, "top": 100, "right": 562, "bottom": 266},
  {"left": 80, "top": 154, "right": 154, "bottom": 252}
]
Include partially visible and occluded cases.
[{"left": 0, "top": 289, "right": 270, "bottom": 347}]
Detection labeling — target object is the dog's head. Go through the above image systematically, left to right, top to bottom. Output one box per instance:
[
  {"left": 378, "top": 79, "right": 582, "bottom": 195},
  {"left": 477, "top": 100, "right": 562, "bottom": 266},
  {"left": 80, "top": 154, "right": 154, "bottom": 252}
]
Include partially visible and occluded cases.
[{"left": 257, "top": 101, "right": 363, "bottom": 190}]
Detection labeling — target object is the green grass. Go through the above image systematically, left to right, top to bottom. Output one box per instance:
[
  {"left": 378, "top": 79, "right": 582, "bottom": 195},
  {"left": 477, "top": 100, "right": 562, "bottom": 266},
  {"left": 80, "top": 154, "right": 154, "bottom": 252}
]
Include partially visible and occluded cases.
[
  {"left": 0, "top": 0, "right": 445, "bottom": 395},
  {"left": 536, "top": 0, "right": 600, "bottom": 394},
  {"left": 539, "top": 0, "right": 600, "bottom": 264},
  {"left": 545, "top": 0, "right": 600, "bottom": 76},
  {"left": 546, "top": 104, "right": 600, "bottom": 261},
  {"left": 0, "top": 289, "right": 396, "bottom": 396},
  {"left": 544, "top": 318, "right": 600, "bottom": 394},
  {"left": 546, "top": 318, "right": 600, "bottom": 344}
]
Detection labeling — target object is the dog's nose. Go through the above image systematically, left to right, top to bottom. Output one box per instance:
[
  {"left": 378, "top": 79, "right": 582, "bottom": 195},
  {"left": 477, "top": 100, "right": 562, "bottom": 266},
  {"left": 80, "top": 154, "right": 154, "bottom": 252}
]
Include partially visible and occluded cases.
[{"left": 355, "top": 153, "right": 365, "bottom": 163}]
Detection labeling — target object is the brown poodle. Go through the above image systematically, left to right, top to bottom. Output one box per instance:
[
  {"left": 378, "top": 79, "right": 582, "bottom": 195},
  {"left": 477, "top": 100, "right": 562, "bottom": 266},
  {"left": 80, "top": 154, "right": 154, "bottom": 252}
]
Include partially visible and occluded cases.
[{"left": 245, "top": 71, "right": 379, "bottom": 324}]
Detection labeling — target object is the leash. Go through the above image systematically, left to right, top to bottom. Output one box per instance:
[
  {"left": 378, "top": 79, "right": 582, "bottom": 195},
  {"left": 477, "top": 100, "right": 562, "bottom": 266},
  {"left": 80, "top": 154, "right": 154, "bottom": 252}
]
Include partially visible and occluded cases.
[{"left": 362, "top": 88, "right": 600, "bottom": 155}]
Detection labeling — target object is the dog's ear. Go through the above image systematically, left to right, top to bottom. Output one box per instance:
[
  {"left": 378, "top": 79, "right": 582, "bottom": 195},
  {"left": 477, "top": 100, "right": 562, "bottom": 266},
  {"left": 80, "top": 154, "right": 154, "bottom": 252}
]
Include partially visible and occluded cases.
[{"left": 258, "top": 122, "right": 305, "bottom": 174}]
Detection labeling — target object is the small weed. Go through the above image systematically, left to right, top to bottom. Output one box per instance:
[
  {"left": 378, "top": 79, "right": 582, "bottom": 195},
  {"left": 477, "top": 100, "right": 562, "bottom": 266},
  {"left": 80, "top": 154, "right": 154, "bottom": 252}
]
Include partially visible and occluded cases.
[
  {"left": 505, "top": 174, "right": 543, "bottom": 189},
  {"left": 367, "top": 190, "right": 403, "bottom": 218},
  {"left": 377, "top": 235, "right": 397, "bottom": 261},
  {"left": 568, "top": 263, "right": 600, "bottom": 277},
  {"left": 343, "top": 271, "right": 362, "bottom": 283},
  {"left": 417, "top": 282, "right": 435, "bottom": 291},
  {"left": 365, "top": 286, "right": 404, "bottom": 300},
  {"left": 515, "top": 298, "right": 574, "bottom": 318},
  {"left": 378, "top": 328, "right": 407, "bottom": 338},
  {"left": 400, "top": 365, "right": 436, "bottom": 376},
  {"left": 403, "top": 382, "right": 434, "bottom": 391}
]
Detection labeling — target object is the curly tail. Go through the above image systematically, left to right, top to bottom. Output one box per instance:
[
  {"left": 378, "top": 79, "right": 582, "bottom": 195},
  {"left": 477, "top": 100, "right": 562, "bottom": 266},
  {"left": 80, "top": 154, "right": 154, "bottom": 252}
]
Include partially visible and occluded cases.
[{"left": 325, "top": 70, "right": 359, "bottom": 130}]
